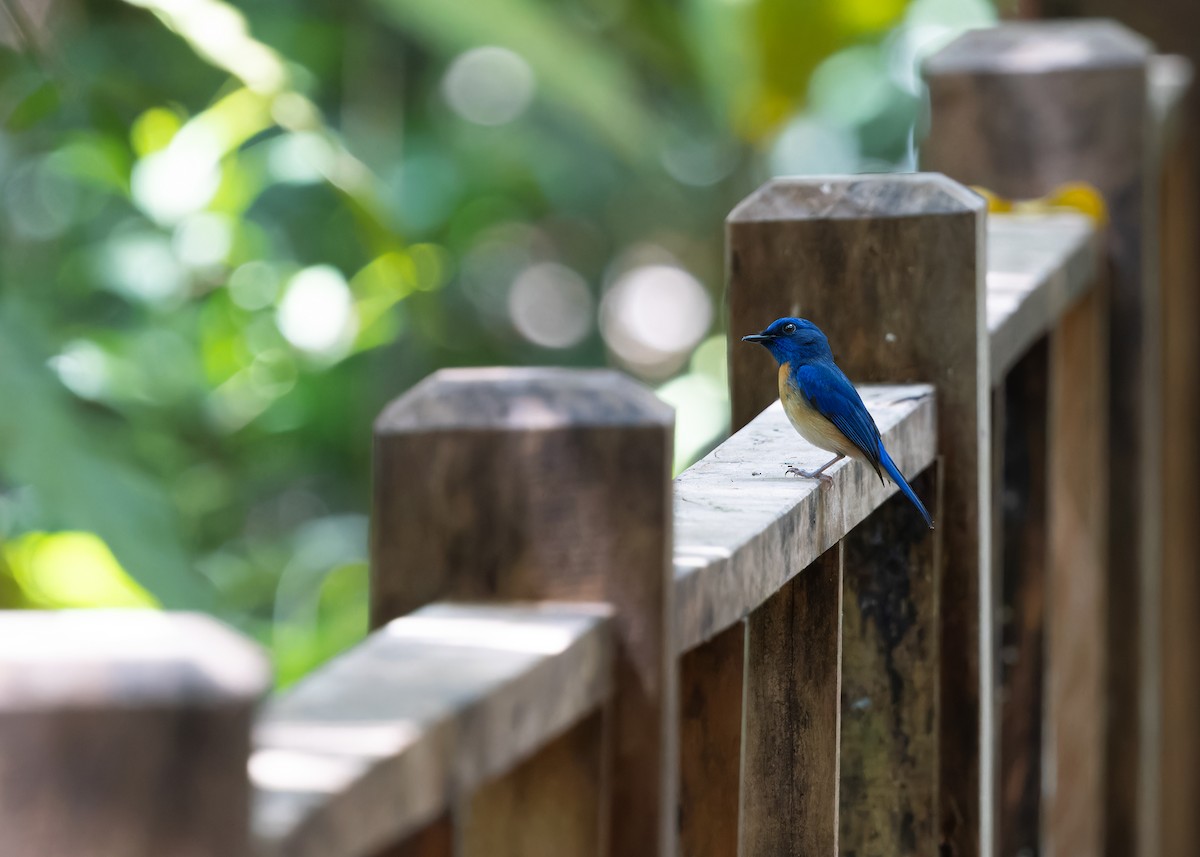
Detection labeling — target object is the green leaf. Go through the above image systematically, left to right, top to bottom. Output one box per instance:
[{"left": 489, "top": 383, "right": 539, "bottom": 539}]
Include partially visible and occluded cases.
[
  {"left": 370, "top": 0, "right": 661, "bottom": 163},
  {"left": 6, "top": 79, "right": 61, "bottom": 131},
  {"left": 0, "top": 301, "right": 214, "bottom": 610}
]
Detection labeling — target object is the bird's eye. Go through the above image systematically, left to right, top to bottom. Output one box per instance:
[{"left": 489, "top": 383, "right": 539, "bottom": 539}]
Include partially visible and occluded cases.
[{"left": 783, "top": 322, "right": 797, "bottom": 334}]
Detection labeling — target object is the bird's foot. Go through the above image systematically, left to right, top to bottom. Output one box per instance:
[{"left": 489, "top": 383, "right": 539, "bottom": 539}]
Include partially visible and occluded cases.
[{"left": 785, "top": 466, "right": 834, "bottom": 489}]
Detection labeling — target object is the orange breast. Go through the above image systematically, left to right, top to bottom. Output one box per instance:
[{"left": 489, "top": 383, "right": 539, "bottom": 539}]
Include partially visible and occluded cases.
[{"left": 778, "top": 362, "right": 863, "bottom": 460}]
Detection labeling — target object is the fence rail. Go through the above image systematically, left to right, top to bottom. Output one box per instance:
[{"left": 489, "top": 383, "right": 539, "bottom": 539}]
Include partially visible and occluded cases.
[{"left": 0, "top": 18, "right": 1195, "bottom": 857}]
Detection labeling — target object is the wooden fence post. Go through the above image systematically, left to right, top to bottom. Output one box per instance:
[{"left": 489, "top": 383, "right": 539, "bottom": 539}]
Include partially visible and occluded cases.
[
  {"left": 924, "top": 21, "right": 1146, "bottom": 857},
  {"left": 727, "top": 174, "right": 986, "bottom": 857},
  {"left": 371, "top": 368, "right": 675, "bottom": 857},
  {"left": 839, "top": 467, "right": 941, "bottom": 857},
  {"left": 742, "top": 547, "right": 843, "bottom": 856},
  {"left": 0, "top": 610, "right": 268, "bottom": 857}
]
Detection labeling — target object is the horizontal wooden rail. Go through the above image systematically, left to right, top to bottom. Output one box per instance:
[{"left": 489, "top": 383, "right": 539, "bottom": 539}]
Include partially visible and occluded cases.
[
  {"left": 987, "top": 213, "right": 1100, "bottom": 385},
  {"left": 673, "top": 384, "right": 936, "bottom": 653},
  {"left": 252, "top": 602, "right": 614, "bottom": 857}
]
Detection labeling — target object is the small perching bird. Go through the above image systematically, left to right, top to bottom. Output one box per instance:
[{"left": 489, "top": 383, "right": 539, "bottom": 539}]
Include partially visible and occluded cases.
[{"left": 742, "top": 316, "right": 934, "bottom": 529}]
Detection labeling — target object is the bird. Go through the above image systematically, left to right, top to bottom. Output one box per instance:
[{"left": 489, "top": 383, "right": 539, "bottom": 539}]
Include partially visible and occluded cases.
[{"left": 742, "top": 316, "right": 934, "bottom": 529}]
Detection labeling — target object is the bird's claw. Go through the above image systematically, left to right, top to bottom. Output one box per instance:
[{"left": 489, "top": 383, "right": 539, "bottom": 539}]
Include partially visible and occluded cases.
[{"left": 785, "top": 466, "right": 834, "bottom": 489}]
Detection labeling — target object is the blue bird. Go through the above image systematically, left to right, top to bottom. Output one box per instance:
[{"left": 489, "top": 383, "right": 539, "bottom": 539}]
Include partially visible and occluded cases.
[{"left": 742, "top": 317, "right": 934, "bottom": 529}]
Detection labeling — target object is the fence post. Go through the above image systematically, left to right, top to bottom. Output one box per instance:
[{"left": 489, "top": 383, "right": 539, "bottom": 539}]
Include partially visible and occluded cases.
[
  {"left": 924, "top": 21, "right": 1147, "bottom": 857},
  {"left": 727, "top": 174, "right": 986, "bottom": 856},
  {"left": 371, "top": 368, "right": 675, "bottom": 857},
  {"left": 839, "top": 467, "right": 941, "bottom": 856},
  {"left": 742, "top": 547, "right": 843, "bottom": 855},
  {"left": 0, "top": 610, "right": 268, "bottom": 857}
]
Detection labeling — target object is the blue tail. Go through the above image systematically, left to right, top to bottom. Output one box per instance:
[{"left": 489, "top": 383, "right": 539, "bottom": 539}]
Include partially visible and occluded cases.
[{"left": 879, "top": 447, "right": 934, "bottom": 529}]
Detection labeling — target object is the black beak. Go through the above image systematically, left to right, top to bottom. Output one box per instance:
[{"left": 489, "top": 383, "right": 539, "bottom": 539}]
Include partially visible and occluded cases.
[{"left": 741, "top": 333, "right": 773, "bottom": 343}]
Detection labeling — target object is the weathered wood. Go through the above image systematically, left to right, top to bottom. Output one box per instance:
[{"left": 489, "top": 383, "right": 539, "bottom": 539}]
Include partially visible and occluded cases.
[
  {"left": 924, "top": 24, "right": 1151, "bottom": 856},
  {"left": 1156, "top": 75, "right": 1200, "bottom": 857},
  {"left": 727, "top": 173, "right": 986, "bottom": 857},
  {"left": 987, "top": 214, "right": 1100, "bottom": 384},
  {"left": 1045, "top": 285, "right": 1109, "bottom": 857},
  {"left": 995, "top": 341, "right": 1050, "bottom": 857},
  {"left": 371, "top": 368, "right": 675, "bottom": 857},
  {"left": 674, "top": 385, "right": 937, "bottom": 653},
  {"left": 839, "top": 467, "right": 940, "bottom": 857},
  {"left": 742, "top": 546, "right": 842, "bottom": 856},
  {"left": 252, "top": 602, "right": 613, "bottom": 857},
  {"left": 0, "top": 610, "right": 269, "bottom": 857},
  {"left": 678, "top": 622, "right": 744, "bottom": 857},
  {"left": 462, "top": 710, "right": 606, "bottom": 857},
  {"left": 373, "top": 817, "right": 453, "bottom": 857}
]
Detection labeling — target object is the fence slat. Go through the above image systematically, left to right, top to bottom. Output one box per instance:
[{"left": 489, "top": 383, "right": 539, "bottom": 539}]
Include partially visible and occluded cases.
[
  {"left": 924, "top": 23, "right": 1153, "bottom": 856},
  {"left": 1155, "top": 61, "right": 1200, "bottom": 857},
  {"left": 727, "top": 173, "right": 987, "bottom": 857},
  {"left": 1045, "top": 285, "right": 1109, "bottom": 857},
  {"left": 994, "top": 341, "right": 1050, "bottom": 857},
  {"left": 371, "top": 368, "right": 675, "bottom": 857},
  {"left": 839, "top": 467, "right": 940, "bottom": 857},
  {"left": 742, "top": 546, "right": 842, "bottom": 856},
  {"left": 0, "top": 610, "right": 269, "bottom": 857},
  {"left": 678, "top": 622, "right": 744, "bottom": 857},
  {"left": 462, "top": 711, "right": 607, "bottom": 857},
  {"left": 373, "top": 818, "right": 453, "bottom": 857}
]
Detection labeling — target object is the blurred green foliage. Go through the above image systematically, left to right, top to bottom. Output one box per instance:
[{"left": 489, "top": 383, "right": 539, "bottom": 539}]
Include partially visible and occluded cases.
[{"left": 0, "top": 0, "right": 994, "bottom": 684}]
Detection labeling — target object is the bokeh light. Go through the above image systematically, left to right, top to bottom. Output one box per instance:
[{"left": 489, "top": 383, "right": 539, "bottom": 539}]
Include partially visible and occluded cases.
[
  {"left": 441, "top": 46, "right": 536, "bottom": 126},
  {"left": 601, "top": 254, "right": 712, "bottom": 377},
  {"left": 508, "top": 262, "right": 592, "bottom": 349},
  {"left": 276, "top": 266, "right": 357, "bottom": 358}
]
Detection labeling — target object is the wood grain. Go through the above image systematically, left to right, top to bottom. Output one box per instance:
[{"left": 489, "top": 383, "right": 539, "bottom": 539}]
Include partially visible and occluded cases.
[
  {"left": 924, "top": 23, "right": 1151, "bottom": 856},
  {"left": 1155, "top": 76, "right": 1200, "bottom": 857},
  {"left": 727, "top": 173, "right": 986, "bottom": 857},
  {"left": 987, "top": 214, "right": 1100, "bottom": 384},
  {"left": 1045, "top": 285, "right": 1108, "bottom": 857},
  {"left": 995, "top": 341, "right": 1049, "bottom": 857},
  {"left": 371, "top": 368, "right": 675, "bottom": 857},
  {"left": 673, "top": 385, "right": 936, "bottom": 653},
  {"left": 839, "top": 467, "right": 940, "bottom": 857},
  {"left": 742, "top": 546, "right": 842, "bottom": 856},
  {"left": 252, "top": 602, "right": 613, "bottom": 857},
  {"left": 0, "top": 610, "right": 269, "bottom": 857},
  {"left": 678, "top": 622, "right": 744, "bottom": 857},
  {"left": 462, "top": 710, "right": 606, "bottom": 857},
  {"left": 372, "top": 817, "right": 453, "bottom": 857}
]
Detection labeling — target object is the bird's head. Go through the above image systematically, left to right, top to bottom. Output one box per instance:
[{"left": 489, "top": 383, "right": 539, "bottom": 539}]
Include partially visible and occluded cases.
[{"left": 741, "top": 317, "right": 833, "bottom": 366}]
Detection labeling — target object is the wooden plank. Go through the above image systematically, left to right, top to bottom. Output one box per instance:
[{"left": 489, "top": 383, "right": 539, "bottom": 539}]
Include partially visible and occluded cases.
[
  {"left": 924, "top": 23, "right": 1152, "bottom": 857},
  {"left": 1156, "top": 79, "right": 1200, "bottom": 857},
  {"left": 727, "top": 173, "right": 986, "bottom": 857},
  {"left": 987, "top": 214, "right": 1100, "bottom": 384},
  {"left": 1045, "top": 285, "right": 1108, "bottom": 857},
  {"left": 995, "top": 341, "right": 1049, "bottom": 857},
  {"left": 371, "top": 368, "right": 675, "bottom": 857},
  {"left": 674, "top": 385, "right": 937, "bottom": 653},
  {"left": 839, "top": 467, "right": 940, "bottom": 857},
  {"left": 742, "top": 546, "right": 842, "bottom": 856},
  {"left": 252, "top": 602, "right": 613, "bottom": 857},
  {"left": 0, "top": 610, "right": 269, "bottom": 857},
  {"left": 678, "top": 622, "right": 744, "bottom": 857},
  {"left": 462, "top": 710, "right": 607, "bottom": 857},
  {"left": 372, "top": 817, "right": 453, "bottom": 857}
]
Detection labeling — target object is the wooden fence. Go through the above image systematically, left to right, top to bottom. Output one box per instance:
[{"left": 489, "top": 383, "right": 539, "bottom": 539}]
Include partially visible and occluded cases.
[{"left": 0, "top": 19, "right": 1194, "bottom": 857}]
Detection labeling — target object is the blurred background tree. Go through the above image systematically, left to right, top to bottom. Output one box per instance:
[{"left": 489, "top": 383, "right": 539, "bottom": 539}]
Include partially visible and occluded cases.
[{"left": 0, "top": 0, "right": 996, "bottom": 683}]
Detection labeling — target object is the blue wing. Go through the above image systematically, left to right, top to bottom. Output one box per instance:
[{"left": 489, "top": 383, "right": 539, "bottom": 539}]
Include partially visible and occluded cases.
[{"left": 794, "top": 362, "right": 884, "bottom": 478}]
